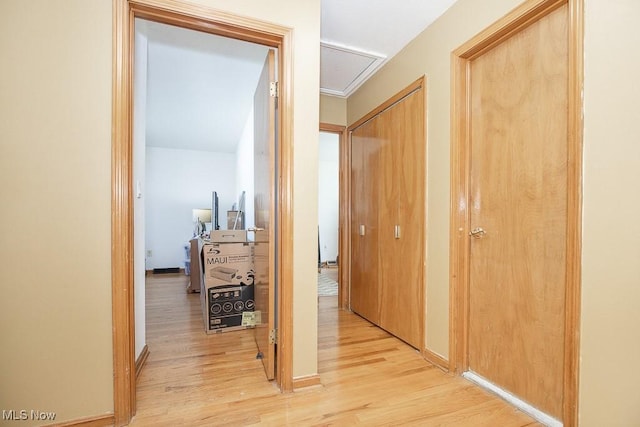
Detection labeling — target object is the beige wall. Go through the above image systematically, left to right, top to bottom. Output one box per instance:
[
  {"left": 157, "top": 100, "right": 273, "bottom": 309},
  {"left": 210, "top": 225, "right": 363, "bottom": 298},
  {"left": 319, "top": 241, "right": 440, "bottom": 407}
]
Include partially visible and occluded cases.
[
  {"left": 0, "top": 0, "right": 320, "bottom": 423},
  {"left": 348, "top": 0, "right": 640, "bottom": 425},
  {"left": 0, "top": 1, "right": 114, "bottom": 424},
  {"left": 580, "top": 1, "right": 640, "bottom": 425},
  {"left": 320, "top": 94, "right": 347, "bottom": 126}
]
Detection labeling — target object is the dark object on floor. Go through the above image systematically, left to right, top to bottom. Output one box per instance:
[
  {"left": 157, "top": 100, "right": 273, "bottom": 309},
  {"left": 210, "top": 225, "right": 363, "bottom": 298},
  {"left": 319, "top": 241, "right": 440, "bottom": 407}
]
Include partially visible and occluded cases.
[{"left": 153, "top": 267, "right": 181, "bottom": 274}]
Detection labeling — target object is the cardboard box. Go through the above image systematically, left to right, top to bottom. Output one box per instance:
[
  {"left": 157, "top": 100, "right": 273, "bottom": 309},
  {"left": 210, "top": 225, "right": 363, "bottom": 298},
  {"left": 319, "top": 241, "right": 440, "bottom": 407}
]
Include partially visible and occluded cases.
[
  {"left": 209, "top": 230, "right": 247, "bottom": 243},
  {"left": 201, "top": 242, "right": 254, "bottom": 333},
  {"left": 205, "top": 285, "right": 255, "bottom": 332}
]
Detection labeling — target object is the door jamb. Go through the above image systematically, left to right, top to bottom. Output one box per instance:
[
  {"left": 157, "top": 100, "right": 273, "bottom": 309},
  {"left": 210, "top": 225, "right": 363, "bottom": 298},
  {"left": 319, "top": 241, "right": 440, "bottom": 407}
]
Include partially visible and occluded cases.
[
  {"left": 449, "top": 0, "right": 583, "bottom": 425},
  {"left": 112, "top": 1, "right": 295, "bottom": 425},
  {"left": 319, "top": 123, "right": 348, "bottom": 309}
]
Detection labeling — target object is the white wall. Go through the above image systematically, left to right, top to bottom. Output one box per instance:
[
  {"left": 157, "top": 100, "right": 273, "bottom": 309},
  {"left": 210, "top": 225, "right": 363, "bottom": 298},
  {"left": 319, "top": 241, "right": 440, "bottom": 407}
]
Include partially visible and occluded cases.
[
  {"left": 133, "top": 23, "right": 148, "bottom": 358},
  {"left": 235, "top": 109, "right": 255, "bottom": 229},
  {"left": 318, "top": 132, "right": 339, "bottom": 262},
  {"left": 145, "top": 147, "right": 237, "bottom": 269}
]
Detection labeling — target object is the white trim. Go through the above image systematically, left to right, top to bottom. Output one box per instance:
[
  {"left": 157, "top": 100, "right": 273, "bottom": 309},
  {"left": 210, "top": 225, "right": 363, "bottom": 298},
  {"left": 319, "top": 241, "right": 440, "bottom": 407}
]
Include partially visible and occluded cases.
[{"left": 462, "top": 371, "right": 562, "bottom": 427}]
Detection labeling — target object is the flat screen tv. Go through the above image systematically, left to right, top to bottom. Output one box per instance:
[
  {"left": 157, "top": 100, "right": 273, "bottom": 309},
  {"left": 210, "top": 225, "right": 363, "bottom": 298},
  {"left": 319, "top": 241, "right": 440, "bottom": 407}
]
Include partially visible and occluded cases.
[{"left": 212, "top": 191, "right": 220, "bottom": 230}]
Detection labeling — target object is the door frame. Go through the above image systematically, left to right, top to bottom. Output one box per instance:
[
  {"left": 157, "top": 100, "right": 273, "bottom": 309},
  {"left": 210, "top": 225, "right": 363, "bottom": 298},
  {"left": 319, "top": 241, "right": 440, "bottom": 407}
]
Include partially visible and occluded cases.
[
  {"left": 112, "top": 0, "right": 295, "bottom": 425},
  {"left": 449, "top": 0, "right": 583, "bottom": 425},
  {"left": 319, "top": 123, "right": 348, "bottom": 309}
]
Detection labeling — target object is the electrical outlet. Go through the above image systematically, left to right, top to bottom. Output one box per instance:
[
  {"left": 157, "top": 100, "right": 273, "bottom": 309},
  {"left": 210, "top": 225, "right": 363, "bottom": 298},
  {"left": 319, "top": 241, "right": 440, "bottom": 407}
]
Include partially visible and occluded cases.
[{"left": 146, "top": 250, "right": 152, "bottom": 257}]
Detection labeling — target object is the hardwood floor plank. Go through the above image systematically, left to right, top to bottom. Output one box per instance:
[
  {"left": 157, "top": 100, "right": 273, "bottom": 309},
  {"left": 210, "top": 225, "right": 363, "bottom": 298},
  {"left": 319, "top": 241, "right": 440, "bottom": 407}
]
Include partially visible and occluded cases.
[{"left": 131, "top": 274, "right": 540, "bottom": 426}]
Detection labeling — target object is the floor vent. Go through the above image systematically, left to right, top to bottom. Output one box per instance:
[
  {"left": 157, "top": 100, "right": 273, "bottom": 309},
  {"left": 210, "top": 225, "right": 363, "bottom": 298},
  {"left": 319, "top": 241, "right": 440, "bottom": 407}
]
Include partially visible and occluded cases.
[{"left": 153, "top": 267, "right": 181, "bottom": 274}]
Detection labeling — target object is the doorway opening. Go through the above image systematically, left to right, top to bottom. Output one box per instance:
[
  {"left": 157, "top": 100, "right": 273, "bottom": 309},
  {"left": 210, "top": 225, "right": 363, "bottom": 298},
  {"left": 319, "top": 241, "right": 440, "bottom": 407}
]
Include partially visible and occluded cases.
[
  {"left": 112, "top": 1, "right": 294, "bottom": 424},
  {"left": 134, "top": 13, "right": 273, "bottom": 396},
  {"left": 318, "top": 123, "right": 347, "bottom": 308}
]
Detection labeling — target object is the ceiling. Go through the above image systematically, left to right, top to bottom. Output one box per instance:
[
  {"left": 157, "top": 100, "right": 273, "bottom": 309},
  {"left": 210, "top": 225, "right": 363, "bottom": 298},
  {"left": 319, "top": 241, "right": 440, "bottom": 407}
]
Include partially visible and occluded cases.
[
  {"left": 141, "top": 0, "right": 458, "bottom": 152},
  {"left": 320, "top": 0, "right": 458, "bottom": 97},
  {"left": 141, "top": 20, "right": 269, "bottom": 153}
]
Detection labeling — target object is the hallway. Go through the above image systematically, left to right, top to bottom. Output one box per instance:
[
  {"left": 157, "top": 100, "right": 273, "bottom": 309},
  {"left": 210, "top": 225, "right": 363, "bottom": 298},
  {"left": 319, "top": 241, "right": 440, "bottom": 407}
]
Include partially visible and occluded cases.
[{"left": 132, "top": 274, "right": 539, "bottom": 426}]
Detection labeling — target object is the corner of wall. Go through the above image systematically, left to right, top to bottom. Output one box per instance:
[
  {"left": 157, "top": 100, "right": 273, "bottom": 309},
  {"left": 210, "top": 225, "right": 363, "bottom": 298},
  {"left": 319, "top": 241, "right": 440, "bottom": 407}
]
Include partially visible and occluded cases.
[{"left": 320, "top": 94, "right": 347, "bottom": 126}]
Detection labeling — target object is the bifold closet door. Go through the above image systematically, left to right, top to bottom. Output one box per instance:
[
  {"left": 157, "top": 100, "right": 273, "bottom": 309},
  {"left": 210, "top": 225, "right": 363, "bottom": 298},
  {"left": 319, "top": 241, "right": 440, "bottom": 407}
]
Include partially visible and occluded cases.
[
  {"left": 349, "top": 80, "right": 425, "bottom": 350},
  {"left": 378, "top": 89, "right": 425, "bottom": 349},
  {"left": 350, "top": 117, "right": 381, "bottom": 324}
]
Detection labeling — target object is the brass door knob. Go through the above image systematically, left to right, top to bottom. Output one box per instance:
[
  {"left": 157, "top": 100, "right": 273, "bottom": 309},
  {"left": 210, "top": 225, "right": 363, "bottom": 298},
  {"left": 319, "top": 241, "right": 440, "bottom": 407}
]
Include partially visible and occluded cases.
[{"left": 469, "top": 227, "right": 486, "bottom": 238}]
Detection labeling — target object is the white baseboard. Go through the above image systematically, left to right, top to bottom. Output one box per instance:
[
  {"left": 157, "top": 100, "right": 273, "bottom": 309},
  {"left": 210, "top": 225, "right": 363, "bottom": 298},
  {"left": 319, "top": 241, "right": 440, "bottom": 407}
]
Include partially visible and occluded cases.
[{"left": 462, "top": 371, "right": 562, "bottom": 427}]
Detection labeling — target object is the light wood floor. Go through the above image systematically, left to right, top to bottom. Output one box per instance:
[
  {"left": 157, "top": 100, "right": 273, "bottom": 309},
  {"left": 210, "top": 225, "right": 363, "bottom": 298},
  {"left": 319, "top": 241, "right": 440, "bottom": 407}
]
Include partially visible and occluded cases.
[
  {"left": 319, "top": 266, "right": 338, "bottom": 282},
  {"left": 132, "top": 274, "right": 539, "bottom": 426}
]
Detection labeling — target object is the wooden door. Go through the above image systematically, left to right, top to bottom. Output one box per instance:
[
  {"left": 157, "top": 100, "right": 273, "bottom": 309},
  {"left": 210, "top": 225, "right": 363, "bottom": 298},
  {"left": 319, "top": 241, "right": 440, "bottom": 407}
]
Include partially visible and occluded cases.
[
  {"left": 467, "top": 5, "right": 568, "bottom": 418},
  {"left": 253, "top": 49, "right": 276, "bottom": 380},
  {"left": 349, "top": 79, "right": 426, "bottom": 346},
  {"left": 378, "top": 88, "right": 424, "bottom": 349},
  {"left": 349, "top": 118, "right": 380, "bottom": 324}
]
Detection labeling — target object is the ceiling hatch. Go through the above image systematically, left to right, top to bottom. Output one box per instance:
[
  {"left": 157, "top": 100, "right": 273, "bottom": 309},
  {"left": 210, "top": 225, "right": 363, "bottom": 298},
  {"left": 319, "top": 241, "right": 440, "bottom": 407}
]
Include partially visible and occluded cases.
[{"left": 320, "top": 41, "right": 386, "bottom": 98}]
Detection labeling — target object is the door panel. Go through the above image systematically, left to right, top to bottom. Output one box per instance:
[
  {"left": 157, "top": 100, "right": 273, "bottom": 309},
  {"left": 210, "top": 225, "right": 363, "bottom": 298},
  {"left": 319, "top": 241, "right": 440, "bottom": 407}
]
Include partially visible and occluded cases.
[
  {"left": 468, "top": 5, "right": 568, "bottom": 418},
  {"left": 253, "top": 49, "right": 276, "bottom": 380},
  {"left": 378, "top": 89, "right": 424, "bottom": 348},
  {"left": 350, "top": 118, "right": 380, "bottom": 324}
]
